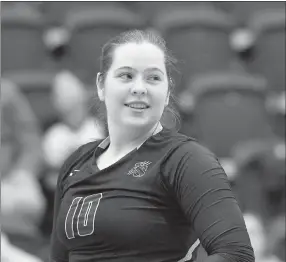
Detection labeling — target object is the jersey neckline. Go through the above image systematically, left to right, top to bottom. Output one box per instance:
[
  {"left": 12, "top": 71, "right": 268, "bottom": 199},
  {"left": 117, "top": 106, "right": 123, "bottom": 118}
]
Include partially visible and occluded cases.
[{"left": 89, "top": 127, "right": 173, "bottom": 172}]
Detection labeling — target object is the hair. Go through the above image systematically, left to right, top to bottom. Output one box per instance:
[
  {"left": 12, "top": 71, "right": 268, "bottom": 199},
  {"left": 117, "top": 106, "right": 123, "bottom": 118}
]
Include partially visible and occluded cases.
[{"left": 93, "top": 29, "right": 181, "bottom": 134}]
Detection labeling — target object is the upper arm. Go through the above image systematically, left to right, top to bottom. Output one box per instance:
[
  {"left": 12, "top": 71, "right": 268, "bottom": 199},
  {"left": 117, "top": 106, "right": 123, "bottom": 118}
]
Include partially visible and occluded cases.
[{"left": 162, "top": 142, "right": 254, "bottom": 260}]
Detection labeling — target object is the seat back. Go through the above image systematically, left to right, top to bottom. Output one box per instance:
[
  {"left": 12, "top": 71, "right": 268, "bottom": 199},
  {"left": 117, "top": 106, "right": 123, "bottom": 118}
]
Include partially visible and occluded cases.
[
  {"left": 40, "top": 1, "right": 129, "bottom": 25},
  {"left": 215, "top": 1, "right": 285, "bottom": 25},
  {"left": 130, "top": 2, "right": 214, "bottom": 26},
  {"left": 1, "top": 6, "right": 48, "bottom": 72},
  {"left": 64, "top": 7, "right": 146, "bottom": 84},
  {"left": 153, "top": 7, "right": 236, "bottom": 95},
  {"left": 248, "top": 9, "right": 286, "bottom": 93},
  {"left": 180, "top": 71, "right": 275, "bottom": 157}
]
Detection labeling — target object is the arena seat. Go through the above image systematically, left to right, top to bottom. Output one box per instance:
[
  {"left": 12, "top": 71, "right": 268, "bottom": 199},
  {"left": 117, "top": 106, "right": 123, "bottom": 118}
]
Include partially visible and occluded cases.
[
  {"left": 40, "top": 1, "right": 131, "bottom": 25},
  {"left": 214, "top": 1, "right": 286, "bottom": 25},
  {"left": 128, "top": 2, "right": 215, "bottom": 27},
  {"left": 1, "top": 5, "right": 49, "bottom": 72},
  {"left": 63, "top": 6, "right": 147, "bottom": 84},
  {"left": 153, "top": 6, "right": 237, "bottom": 96},
  {"left": 247, "top": 9, "right": 285, "bottom": 94},
  {"left": 3, "top": 70, "right": 58, "bottom": 132},
  {"left": 178, "top": 71, "right": 275, "bottom": 159}
]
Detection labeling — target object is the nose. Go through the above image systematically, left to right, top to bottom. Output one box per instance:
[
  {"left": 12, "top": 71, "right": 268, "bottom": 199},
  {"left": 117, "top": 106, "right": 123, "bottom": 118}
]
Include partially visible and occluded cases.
[{"left": 130, "top": 77, "right": 147, "bottom": 95}]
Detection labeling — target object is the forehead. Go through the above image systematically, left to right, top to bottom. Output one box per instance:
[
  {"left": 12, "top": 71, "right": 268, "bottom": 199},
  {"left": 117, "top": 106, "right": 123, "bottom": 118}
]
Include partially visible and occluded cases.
[{"left": 110, "top": 42, "right": 166, "bottom": 71}]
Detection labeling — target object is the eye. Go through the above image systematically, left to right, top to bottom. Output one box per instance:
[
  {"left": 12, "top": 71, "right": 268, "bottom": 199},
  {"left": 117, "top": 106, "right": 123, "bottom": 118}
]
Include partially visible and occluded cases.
[
  {"left": 118, "top": 73, "right": 133, "bottom": 81},
  {"left": 147, "top": 75, "right": 161, "bottom": 82}
]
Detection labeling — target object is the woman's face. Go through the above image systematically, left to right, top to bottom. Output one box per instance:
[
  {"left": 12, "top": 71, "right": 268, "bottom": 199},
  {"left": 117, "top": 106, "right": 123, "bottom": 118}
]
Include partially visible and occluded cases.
[{"left": 98, "top": 42, "right": 169, "bottom": 131}]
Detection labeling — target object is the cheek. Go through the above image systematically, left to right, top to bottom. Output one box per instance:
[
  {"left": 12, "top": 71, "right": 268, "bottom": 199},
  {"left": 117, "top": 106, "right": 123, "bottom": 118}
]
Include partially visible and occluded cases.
[
  {"left": 104, "top": 79, "right": 123, "bottom": 101},
  {"left": 104, "top": 86, "right": 129, "bottom": 115},
  {"left": 151, "top": 86, "right": 169, "bottom": 106}
]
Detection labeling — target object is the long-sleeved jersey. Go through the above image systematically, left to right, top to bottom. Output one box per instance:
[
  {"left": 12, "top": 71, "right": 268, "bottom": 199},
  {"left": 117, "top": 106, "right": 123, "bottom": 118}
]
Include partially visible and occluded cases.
[{"left": 50, "top": 128, "right": 254, "bottom": 262}]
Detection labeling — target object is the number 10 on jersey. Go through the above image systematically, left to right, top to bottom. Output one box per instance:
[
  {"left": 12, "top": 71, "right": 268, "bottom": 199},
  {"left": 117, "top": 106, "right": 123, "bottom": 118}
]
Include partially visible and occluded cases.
[{"left": 65, "top": 193, "right": 103, "bottom": 239}]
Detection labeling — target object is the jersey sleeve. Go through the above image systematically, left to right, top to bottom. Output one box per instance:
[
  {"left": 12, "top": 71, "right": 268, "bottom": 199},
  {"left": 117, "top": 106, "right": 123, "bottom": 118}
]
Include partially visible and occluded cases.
[{"left": 161, "top": 141, "right": 254, "bottom": 262}]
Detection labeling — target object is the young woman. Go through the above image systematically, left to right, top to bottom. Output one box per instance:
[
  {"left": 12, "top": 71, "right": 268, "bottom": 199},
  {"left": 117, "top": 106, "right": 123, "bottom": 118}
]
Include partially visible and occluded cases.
[{"left": 50, "top": 30, "right": 254, "bottom": 262}]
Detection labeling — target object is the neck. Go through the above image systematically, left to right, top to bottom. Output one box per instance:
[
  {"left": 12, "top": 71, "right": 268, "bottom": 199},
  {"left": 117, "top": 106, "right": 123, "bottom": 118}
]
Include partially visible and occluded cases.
[{"left": 106, "top": 122, "right": 162, "bottom": 155}]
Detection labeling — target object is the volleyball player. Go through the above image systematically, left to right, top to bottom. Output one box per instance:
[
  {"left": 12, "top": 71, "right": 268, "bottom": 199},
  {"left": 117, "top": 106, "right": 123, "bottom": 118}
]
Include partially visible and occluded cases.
[{"left": 50, "top": 30, "right": 254, "bottom": 262}]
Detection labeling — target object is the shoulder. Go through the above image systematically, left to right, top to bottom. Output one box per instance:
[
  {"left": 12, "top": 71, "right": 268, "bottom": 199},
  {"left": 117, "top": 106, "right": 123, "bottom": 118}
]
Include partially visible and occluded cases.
[
  {"left": 162, "top": 130, "right": 218, "bottom": 164},
  {"left": 161, "top": 133, "right": 222, "bottom": 177},
  {"left": 159, "top": 134, "right": 227, "bottom": 193},
  {"left": 64, "top": 139, "right": 103, "bottom": 167},
  {"left": 175, "top": 139, "right": 215, "bottom": 158},
  {"left": 57, "top": 140, "right": 103, "bottom": 183},
  {"left": 177, "top": 140, "right": 219, "bottom": 165}
]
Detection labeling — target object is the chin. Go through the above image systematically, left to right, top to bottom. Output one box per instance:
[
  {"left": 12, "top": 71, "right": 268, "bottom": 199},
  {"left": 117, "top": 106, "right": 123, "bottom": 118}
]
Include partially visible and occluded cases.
[
  {"left": 123, "top": 117, "right": 157, "bottom": 129},
  {"left": 124, "top": 118, "right": 149, "bottom": 127}
]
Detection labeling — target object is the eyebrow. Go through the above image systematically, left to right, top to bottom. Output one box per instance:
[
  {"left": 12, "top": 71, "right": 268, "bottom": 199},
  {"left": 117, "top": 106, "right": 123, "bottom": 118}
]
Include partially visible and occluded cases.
[
  {"left": 115, "top": 66, "right": 165, "bottom": 75},
  {"left": 145, "top": 67, "right": 165, "bottom": 75}
]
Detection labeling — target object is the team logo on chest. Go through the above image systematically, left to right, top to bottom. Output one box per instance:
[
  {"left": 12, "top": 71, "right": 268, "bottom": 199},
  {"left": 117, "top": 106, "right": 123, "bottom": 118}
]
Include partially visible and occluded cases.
[{"left": 127, "top": 161, "right": 152, "bottom": 177}]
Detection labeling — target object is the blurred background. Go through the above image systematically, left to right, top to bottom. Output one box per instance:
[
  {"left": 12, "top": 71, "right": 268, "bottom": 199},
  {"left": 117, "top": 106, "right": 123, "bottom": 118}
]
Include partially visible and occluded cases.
[{"left": 1, "top": 1, "right": 285, "bottom": 262}]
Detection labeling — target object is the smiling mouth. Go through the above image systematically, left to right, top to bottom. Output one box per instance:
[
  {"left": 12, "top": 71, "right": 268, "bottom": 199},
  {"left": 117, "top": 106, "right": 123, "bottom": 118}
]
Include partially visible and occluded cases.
[{"left": 124, "top": 104, "right": 150, "bottom": 110}]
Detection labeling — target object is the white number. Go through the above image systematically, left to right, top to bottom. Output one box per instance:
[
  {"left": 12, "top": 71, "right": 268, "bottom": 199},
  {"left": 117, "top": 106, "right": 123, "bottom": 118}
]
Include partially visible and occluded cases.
[{"left": 65, "top": 193, "right": 102, "bottom": 239}]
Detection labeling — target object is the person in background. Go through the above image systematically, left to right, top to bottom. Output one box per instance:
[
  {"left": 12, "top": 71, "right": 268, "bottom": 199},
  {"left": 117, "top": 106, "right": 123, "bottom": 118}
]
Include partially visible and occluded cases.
[
  {"left": 50, "top": 29, "right": 254, "bottom": 262},
  {"left": 42, "top": 70, "right": 105, "bottom": 190},
  {"left": 1, "top": 78, "right": 46, "bottom": 261},
  {"left": 244, "top": 213, "right": 283, "bottom": 262}
]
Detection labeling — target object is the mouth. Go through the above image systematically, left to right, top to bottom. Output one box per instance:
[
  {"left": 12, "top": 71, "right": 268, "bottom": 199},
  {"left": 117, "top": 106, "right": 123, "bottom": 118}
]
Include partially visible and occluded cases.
[{"left": 124, "top": 102, "right": 150, "bottom": 110}]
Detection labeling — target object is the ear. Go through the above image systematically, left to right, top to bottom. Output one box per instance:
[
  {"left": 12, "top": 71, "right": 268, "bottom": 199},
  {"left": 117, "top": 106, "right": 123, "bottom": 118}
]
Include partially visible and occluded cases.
[
  {"left": 96, "top": 72, "right": 105, "bottom": 101},
  {"left": 165, "top": 90, "right": 170, "bottom": 107}
]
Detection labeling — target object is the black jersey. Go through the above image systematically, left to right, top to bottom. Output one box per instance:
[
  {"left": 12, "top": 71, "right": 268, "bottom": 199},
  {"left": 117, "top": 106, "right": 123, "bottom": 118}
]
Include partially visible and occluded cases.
[{"left": 50, "top": 128, "right": 254, "bottom": 262}]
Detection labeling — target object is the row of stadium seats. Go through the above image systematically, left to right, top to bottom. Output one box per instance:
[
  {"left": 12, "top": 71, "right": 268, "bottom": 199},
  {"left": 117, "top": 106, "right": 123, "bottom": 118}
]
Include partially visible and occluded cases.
[
  {"left": 2, "top": 1, "right": 285, "bottom": 26},
  {"left": 2, "top": 3, "right": 285, "bottom": 93},
  {"left": 3, "top": 69, "right": 284, "bottom": 160},
  {"left": 180, "top": 70, "right": 285, "bottom": 162},
  {"left": 180, "top": 71, "right": 274, "bottom": 157}
]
